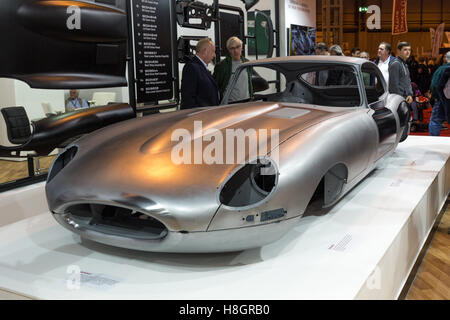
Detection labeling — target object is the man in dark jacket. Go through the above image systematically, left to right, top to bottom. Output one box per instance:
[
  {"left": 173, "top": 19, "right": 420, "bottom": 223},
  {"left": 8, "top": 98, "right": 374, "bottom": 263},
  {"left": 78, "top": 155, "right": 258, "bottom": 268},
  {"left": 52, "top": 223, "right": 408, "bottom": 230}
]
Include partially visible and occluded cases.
[
  {"left": 213, "top": 36, "right": 253, "bottom": 102},
  {"left": 181, "top": 38, "right": 220, "bottom": 109},
  {"left": 388, "top": 42, "right": 413, "bottom": 104},
  {"left": 428, "top": 52, "right": 450, "bottom": 136}
]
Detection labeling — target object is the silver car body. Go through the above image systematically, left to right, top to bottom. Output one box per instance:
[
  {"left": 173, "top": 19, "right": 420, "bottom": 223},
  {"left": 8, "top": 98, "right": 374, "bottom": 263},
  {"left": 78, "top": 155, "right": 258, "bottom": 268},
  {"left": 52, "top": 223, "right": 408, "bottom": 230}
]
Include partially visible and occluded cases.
[{"left": 46, "top": 56, "right": 409, "bottom": 252}]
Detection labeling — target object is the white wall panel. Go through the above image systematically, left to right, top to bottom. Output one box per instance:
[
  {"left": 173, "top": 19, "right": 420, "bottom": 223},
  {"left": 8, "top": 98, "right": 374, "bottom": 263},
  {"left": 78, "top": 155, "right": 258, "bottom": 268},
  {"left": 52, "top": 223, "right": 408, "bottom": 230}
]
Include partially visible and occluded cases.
[
  {"left": 0, "top": 79, "right": 16, "bottom": 108},
  {"left": 13, "top": 81, "right": 65, "bottom": 121}
]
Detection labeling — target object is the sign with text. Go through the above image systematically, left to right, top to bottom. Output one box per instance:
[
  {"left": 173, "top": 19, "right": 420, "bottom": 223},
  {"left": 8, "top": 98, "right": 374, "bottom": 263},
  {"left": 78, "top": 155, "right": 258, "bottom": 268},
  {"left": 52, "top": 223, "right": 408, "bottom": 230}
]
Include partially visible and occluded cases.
[
  {"left": 132, "top": 0, "right": 173, "bottom": 104},
  {"left": 285, "top": 0, "right": 316, "bottom": 29},
  {"left": 392, "top": 0, "right": 408, "bottom": 35},
  {"left": 366, "top": 5, "right": 381, "bottom": 30},
  {"left": 430, "top": 23, "right": 445, "bottom": 58}
]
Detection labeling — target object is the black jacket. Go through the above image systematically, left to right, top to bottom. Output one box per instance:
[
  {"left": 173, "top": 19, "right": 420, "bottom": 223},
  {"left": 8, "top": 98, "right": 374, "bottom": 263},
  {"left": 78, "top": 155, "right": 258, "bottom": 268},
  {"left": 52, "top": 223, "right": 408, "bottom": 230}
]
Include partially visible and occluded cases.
[
  {"left": 181, "top": 56, "right": 220, "bottom": 109},
  {"left": 388, "top": 56, "right": 413, "bottom": 98},
  {"left": 437, "top": 67, "right": 450, "bottom": 123}
]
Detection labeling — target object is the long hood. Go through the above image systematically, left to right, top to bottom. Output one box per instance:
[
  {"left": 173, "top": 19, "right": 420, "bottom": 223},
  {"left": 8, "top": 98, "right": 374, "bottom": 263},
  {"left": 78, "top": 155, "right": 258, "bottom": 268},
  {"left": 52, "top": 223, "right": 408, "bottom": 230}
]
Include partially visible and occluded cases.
[
  {"left": 46, "top": 102, "right": 353, "bottom": 231},
  {"left": 144, "top": 102, "right": 351, "bottom": 154}
]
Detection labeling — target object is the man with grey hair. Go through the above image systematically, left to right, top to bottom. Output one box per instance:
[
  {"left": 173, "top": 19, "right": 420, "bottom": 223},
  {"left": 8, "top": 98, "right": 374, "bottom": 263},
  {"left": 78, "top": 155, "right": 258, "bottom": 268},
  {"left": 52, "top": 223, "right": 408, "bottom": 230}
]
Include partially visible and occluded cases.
[
  {"left": 213, "top": 36, "right": 253, "bottom": 102},
  {"left": 181, "top": 38, "right": 220, "bottom": 109},
  {"left": 313, "top": 42, "right": 330, "bottom": 85},
  {"left": 326, "top": 44, "right": 356, "bottom": 85},
  {"left": 428, "top": 51, "right": 450, "bottom": 136},
  {"left": 359, "top": 52, "right": 370, "bottom": 60},
  {"left": 359, "top": 52, "right": 371, "bottom": 85}
]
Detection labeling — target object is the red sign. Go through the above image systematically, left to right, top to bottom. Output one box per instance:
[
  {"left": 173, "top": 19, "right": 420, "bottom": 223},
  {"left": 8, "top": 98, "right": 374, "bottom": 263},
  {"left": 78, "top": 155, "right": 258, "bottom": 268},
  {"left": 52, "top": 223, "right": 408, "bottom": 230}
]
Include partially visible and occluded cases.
[
  {"left": 392, "top": 0, "right": 408, "bottom": 35},
  {"left": 431, "top": 23, "right": 445, "bottom": 58}
]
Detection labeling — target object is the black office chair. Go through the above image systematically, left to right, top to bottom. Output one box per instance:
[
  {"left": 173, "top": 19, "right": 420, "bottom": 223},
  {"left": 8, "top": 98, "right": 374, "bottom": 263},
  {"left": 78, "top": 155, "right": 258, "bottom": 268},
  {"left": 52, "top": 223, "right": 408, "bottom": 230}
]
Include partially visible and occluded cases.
[
  {"left": 0, "top": 106, "right": 32, "bottom": 146},
  {"left": 0, "top": 106, "right": 42, "bottom": 175}
]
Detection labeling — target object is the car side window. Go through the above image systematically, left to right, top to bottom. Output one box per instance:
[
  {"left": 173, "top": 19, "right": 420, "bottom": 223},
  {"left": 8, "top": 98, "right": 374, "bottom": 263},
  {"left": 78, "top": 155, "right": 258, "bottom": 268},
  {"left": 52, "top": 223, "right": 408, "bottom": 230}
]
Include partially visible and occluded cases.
[
  {"left": 225, "top": 63, "right": 362, "bottom": 108},
  {"left": 361, "top": 63, "right": 386, "bottom": 104},
  {"left": 298, "top": 65, "right": 361, "bottom": 107},
  {"left": 223, "top": 66, "right": 286, "bottom": 105},
  {"left": 300, "top": 66, "right": 358, "bottom": 87}
]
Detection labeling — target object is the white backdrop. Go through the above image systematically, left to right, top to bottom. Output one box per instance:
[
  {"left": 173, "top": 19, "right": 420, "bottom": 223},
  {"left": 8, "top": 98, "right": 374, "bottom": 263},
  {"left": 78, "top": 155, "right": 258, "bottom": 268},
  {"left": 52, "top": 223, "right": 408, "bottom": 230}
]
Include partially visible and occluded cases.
[
  {"left": 0, "top": 0, "right": 317, "bottom": 120},
  {"left": 281, "top": 0, "right": 316, "bottom": 56}
]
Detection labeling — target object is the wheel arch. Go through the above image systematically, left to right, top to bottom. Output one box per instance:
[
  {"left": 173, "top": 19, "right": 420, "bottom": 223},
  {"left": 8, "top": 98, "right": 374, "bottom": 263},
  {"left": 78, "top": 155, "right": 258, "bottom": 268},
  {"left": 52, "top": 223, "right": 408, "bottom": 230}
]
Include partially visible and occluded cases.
[{"left": 306, "top": 162, "right": 349, "bottom": 210}]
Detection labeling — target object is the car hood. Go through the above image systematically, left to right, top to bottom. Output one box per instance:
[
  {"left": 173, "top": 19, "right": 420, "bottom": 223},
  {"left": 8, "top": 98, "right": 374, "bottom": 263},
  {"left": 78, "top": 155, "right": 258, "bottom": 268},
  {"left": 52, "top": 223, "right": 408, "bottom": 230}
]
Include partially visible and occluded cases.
[{"left": 46, "top": 102, "right": 353, "bottom": 231}]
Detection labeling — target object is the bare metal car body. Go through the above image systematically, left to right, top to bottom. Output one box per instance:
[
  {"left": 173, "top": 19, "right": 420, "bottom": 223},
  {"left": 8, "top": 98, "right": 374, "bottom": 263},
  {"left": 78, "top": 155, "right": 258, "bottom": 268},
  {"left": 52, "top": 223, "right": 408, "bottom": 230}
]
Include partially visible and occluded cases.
[{"left": 46, "top": 56, "right": 410, "bottom": 253}]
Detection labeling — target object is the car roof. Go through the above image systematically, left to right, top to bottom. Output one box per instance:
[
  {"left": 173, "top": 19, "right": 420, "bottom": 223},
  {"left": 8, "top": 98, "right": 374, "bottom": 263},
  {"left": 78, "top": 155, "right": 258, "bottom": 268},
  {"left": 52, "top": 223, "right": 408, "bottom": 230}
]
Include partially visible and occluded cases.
[{"left": 242, "top": 55, "right": 369, "bottom": 67}]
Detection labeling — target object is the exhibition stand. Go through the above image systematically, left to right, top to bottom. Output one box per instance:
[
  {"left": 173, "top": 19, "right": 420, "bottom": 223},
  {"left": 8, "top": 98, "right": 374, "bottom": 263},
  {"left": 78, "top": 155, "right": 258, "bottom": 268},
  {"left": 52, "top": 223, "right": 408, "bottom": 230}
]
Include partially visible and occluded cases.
[{"left": 0, "top": 135, "right": 448, "bottom": 300}]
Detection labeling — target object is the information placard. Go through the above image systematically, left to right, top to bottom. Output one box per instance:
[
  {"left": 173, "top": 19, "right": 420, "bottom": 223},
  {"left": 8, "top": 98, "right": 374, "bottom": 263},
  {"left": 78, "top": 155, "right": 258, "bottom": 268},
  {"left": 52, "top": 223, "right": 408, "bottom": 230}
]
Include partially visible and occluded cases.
[{"left": 132, "top": 0, "right": 173, "bottom": 104}]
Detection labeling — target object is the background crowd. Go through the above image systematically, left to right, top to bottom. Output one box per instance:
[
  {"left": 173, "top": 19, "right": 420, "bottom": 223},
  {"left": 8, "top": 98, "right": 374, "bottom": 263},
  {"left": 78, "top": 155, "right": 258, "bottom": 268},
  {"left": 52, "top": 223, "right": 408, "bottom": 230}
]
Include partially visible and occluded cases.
[
  {"left": 181, "top": 36, "right": 450, "bottom": 137},
  {"left": 315, "top": 41, "right": 450, "bottom": 136}
]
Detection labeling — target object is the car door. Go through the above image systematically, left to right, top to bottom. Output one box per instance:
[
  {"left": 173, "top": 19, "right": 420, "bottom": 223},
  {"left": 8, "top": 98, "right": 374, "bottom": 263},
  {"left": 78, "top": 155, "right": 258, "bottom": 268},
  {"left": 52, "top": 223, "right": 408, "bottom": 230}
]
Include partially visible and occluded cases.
[{"left": 361, "top": 62, "right": 398, "bottom": 160}]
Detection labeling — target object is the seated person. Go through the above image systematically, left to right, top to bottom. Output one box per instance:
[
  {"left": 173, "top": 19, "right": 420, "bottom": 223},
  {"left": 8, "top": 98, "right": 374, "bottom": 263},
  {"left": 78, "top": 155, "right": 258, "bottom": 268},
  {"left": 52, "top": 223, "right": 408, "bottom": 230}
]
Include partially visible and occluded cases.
[
  {"left": 410, "top": 82, "right": 431, "bottom": 123},
  {"left": 66, "top": 89, "right": 89, "bottom": 111}
]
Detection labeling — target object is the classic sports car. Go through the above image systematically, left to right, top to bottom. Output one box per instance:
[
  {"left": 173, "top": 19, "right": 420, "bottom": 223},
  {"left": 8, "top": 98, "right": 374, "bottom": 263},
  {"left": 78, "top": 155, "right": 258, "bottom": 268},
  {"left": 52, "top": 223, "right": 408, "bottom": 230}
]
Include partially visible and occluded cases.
[{"left": 46, "top": 56, "right": 410, "bottom": 253}]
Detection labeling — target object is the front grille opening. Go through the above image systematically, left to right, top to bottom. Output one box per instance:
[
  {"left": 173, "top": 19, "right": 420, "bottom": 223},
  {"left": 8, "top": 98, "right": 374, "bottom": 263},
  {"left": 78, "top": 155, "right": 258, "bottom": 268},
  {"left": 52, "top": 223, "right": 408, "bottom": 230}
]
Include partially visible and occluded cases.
[{"left": 65, "top": 204, "right": 168, "bottom": 240}]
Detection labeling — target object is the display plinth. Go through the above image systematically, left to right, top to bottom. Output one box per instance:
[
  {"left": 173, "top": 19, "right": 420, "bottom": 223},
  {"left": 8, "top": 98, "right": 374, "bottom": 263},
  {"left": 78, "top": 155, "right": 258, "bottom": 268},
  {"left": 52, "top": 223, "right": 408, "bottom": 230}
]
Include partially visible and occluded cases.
[
  {"left": 0, "top": 136, "right": 448, "bottom": 300},
  {"left": 0, "top": 182, "right": 48, "bottom": 228}
]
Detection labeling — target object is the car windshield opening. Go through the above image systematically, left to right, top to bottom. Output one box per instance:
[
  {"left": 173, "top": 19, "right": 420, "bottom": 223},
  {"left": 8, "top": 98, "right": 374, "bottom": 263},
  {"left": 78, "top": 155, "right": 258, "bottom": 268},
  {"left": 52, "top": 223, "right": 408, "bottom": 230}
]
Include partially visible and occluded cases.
[{"left": 224, "top": 63, "right": 362, "bottom": 108}]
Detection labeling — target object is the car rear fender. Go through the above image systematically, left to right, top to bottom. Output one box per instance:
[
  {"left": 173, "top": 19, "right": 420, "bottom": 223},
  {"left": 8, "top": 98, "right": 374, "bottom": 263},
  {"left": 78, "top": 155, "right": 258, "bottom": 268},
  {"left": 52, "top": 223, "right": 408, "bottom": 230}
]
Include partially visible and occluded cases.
[
  {"left": 384, "top": 94, "right": 409, "bottom": 144},
  {"left": 270, "top": 110, "right": 378, "bottom": 216}
]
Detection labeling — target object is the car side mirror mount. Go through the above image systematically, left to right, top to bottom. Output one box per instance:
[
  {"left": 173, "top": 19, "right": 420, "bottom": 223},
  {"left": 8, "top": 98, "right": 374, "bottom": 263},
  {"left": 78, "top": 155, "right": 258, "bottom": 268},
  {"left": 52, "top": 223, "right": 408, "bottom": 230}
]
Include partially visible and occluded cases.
[
  {"left": 252, "top": 75, "right": 270, "bottom": 93},
  {"left": 368, "top": 100, "right": 384, "bottom": 110}
]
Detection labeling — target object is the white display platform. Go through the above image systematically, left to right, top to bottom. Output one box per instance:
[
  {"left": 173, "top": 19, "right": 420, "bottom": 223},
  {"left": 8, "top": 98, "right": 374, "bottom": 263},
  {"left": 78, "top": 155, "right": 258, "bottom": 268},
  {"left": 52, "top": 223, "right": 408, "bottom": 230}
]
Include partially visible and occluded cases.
[
  {"left": 0, "top": 136, "right": 448, "bottom": 300},
  {"left": 0, "top": 182, "right": 48, "bottom": 228}
]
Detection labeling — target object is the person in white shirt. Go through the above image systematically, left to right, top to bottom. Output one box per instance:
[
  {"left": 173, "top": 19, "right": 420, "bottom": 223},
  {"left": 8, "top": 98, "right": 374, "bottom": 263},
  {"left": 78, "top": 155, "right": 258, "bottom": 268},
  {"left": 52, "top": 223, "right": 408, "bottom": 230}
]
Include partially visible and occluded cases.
[
  {"left": 374, "top": 42, "right": 394, "bottom": 86},
  {"left": 65, "top": 89, "right": 89, "bottom": 112}
]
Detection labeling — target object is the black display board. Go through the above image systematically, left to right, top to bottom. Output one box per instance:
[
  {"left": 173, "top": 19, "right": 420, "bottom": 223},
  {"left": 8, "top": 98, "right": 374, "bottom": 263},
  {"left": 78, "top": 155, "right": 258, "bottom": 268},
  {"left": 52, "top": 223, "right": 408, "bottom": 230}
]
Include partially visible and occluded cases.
[
  {"left": 132, "top": 0, "right": 174, "bottom": 104},
  {"left": 219, "top": 12, "right": 245, "bottom": 56}
]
